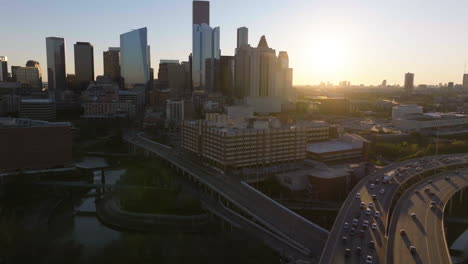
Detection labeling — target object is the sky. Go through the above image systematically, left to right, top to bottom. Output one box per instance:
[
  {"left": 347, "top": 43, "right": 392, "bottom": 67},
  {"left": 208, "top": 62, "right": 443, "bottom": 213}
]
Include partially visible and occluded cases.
[{"left": 3, "top": 0, "right": 468, "bottom": 86}]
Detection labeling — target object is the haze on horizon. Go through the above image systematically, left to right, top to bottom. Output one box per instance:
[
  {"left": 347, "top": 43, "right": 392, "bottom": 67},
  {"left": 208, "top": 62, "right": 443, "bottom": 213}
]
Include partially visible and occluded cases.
[{"left": 3, "top": 0, "right": 468, "bottom": 86}]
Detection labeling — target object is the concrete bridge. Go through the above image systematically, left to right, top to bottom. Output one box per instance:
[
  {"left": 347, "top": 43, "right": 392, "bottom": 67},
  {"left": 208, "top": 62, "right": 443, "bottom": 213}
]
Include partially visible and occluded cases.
[{"left": 125, "top": 132, "right": 330, "bottom": 262}]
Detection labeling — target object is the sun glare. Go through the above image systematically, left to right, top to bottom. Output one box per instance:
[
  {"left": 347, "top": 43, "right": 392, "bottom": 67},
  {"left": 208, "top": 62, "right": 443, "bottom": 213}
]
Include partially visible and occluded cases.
[{"left": 304, "top": 33, "right": 352, "bottom": 81}]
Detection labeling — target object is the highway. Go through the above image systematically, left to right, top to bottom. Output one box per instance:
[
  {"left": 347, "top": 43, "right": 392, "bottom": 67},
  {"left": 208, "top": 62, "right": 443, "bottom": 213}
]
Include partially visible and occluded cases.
[
  {"left": 126, "top": 133, "right": 329, "bottom": 261},
  {"left": 320, "top": 154, "right": 468, "bottom": 264},
  {"left": 387, "top": 170, "right": 468, "bottom": 264}
]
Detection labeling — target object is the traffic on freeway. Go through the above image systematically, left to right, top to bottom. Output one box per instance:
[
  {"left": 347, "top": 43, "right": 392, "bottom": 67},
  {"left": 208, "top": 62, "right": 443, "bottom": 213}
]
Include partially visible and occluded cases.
[
  {"left": 320, "top": 154, "right": 468, "bottom": 264},
  {"left": 387, "top": 169, "right": 468, "bottom": 264}
]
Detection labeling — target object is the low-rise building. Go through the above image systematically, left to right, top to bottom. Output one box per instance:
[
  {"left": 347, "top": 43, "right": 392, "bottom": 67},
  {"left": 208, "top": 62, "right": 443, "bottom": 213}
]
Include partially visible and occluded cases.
[
  {"left": 19, "top": 98, "right": 56, "bottom": 121},
  {"left": 83, "top": 101, "right": 136, "bottom": 118},
  {"left": 392, "top": 105, "right": 423, "bottom": 120},
  {"left": 393, "top": 112, "right": 468, "bottom": 134},
  {"left": 181, "top": 116, "right": 331, "bottom": 171},
  {"left": 0, "top": 118, "right": 72, "bottom": 171},
  {"left": 306, "top": 133, "right": 369, "bottom": 163}
]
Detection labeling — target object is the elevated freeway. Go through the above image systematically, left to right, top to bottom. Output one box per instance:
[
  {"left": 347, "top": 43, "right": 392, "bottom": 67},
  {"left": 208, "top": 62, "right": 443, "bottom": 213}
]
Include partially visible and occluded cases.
[
  {"left": 125, "top": 132, "right": 329, "bottom": 261},
  {"left": 320, "top": 154, "right": 468, "bottom": 264},
  {"left": 387, "top": 170, "right": 468, "bottom": 264}
]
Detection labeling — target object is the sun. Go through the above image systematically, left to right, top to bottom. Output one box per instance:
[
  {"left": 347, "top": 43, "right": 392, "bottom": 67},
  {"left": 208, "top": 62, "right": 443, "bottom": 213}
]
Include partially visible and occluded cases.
[{"left": 305, "top": 34, "right": 352, "bottom": 81}]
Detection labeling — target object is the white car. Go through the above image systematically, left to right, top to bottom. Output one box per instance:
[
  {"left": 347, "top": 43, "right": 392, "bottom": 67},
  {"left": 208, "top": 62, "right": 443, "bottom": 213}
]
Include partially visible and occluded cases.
[
  {"left": 370, "top": 184, "right": 375, "bottom": 189},
  {"left": 379, "top": 189, "right": 385, "bottom": 194},
  {"left": 356, "top": 192, "right": 361, "bottom": 199},
  {"left": 366, "top": 208, "right": 371, "bottom": 216},
  {"left": 374, "top": 211, "right": 381, "bottom": 218},
  {"left": 344, "top": 222, "right": 349, "bottom": 229},
  {"left": 371, "top": 223, "right": 377, "bottom": 230},
  {"left": 366, "top": 255, "right": 373, "bottom": 264}
]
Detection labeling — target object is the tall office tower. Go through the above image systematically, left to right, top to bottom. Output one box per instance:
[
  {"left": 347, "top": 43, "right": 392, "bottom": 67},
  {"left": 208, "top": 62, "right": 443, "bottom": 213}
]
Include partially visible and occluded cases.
[
  {"left": 193, "top": 1, "right": 210, "bottom": 25},
  {"left": 192, "top": 24, "right": 220, "bottom": 91},
  {"left": 120, "top": 27, "right": 150, "bottom": 89},
  {"left": 237, "top": 27, "right": 249, "bottom": 48},
  {"left": 235, "top": 36, "right": 293, "bottom": 99},
  {"left": 250, "top": 36, "right": 277, "bottom": 97},
  {"left": 46, "top": 37, "right": 66, "bottom": 94},
  {"left": 74, "top": 42, "right": 94, "bottom": 89},
  {"left": 234, "top": 42, "right": 252, "bottom": 99},
  {"left": 103, "top": 47, "right": 121, "bottom": 82},
  {"left": 275, "top": 51, "right": 293, "bottom": 100},
  {"left": 0, "top": 56, "right": 8, "bottom": 81},
  {"left": 219, "top": 56, "right": 235, "bottom": 96},
  {"left": 16, "top": 60, "right": 43, "bottom": 91},
  {"left": 158, "top": 60, "right": 188, "bottom": 99},
  {"left": 181, "top": 61, "right": 191, "bottom": 96},
  {"left": 404, "top": 72, "right": 414, "bottom": 93},
  {"left": 463, "top": 74, "right": 468, "bottom": 90},
  {"left": 382, "top": 80, "right": 387, "bottom": 88}
]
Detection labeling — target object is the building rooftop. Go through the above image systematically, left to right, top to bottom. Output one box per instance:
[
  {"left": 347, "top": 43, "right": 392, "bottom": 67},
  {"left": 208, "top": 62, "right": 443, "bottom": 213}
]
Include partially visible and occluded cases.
[
  {"left": 20, "top": 98, "right": 54, "bottom": 103},
  {"left": 0, "top": 118, "right": 70, "bottom": 128},
  {"left": 307, "top": 134, "right": 368, "bottom": 154},
  {"left": 307, "top": 141, "right": 358, "bottom": 154}
]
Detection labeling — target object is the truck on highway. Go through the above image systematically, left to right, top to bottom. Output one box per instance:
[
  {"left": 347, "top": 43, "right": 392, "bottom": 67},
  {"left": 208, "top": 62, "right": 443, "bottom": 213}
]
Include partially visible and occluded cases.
[{"left": 451, "top": 229, "right": 468, "bottom": 264}]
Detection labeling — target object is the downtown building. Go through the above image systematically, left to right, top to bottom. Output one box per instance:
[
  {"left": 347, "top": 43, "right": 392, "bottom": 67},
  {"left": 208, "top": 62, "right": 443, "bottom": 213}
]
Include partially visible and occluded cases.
[
  {"left": 192, "top": 1, "right": 220, "bottom": 92},
  {"left": 120, "top": 28, "right": 150, "bottom": 89},
  {"left": 234, "top": 30, "right": 293, "bottom": 101},
  {"left": 46, "top": 37, "right": 67, "bottom": 97},
  {"left": 74, "top": 42, "right": 94, "bottom": 90},
  {"left": 103, "top": 47, "right": 121, "bottom": 83},
  {"left": 0, "top": 56, "right": 8, "bottom": 82},
  {"left": 157, "top": 60, "right": 191, "bottom": 99},
  {"left": 15, "top": 61, "right": 43, "bottom": 92},
  {"left": 19, "top": 99, "right": 56, "bottom": 121},
  {"left": 181, "top": 114, "right": 330, "bottom": 171},
  {"left": 0, "top": 118, "right": 72, "bottom": 172}
]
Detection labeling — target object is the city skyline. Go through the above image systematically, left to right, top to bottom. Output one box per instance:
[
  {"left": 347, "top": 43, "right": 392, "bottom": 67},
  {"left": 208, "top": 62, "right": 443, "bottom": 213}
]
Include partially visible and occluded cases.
[{"left": 4, "top": 0, "right": 468, "bottom": 86}]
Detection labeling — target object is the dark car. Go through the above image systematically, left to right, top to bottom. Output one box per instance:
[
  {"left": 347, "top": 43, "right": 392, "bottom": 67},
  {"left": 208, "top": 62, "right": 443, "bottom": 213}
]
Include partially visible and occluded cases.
[{"left": 345, "top": 248, "right": 352, "bottom": 257}]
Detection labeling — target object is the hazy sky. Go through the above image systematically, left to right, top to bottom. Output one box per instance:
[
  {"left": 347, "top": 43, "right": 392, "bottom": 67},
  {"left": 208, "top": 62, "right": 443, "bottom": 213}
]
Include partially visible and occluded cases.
[{"left": 3, "top": 0, "right": 468, "bottom": 85}]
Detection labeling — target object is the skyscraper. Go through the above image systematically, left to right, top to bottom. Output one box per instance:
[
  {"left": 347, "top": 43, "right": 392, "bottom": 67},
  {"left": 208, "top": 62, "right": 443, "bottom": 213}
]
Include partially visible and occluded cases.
[
  {"left": 193, "top": 1, "right": 210, "bottom": 25},
  {"left": 192, "top": 24, "right": 220, "bottom": 91},
  {"left": 237, "top": 27, "right": 248, "bottom": 48},
  {"left": 120, "top": 28, "right": 150, "bottom": 89},
  {"left": 235, "top": 35, "right": 292, "bottom": 99},
  {"left": 250, "top": 36, "right": 277, "bottom": 97},
  {"left": 46, "top": 37, "right": 66, "bottom": 94},
  {"left": 74, "top": 42, "right": 94, "bottom": 89},
  {"left": 103, "top": 47, "right": 121, "bottom": 83},
  {"left": 275, "top": 51, "right": 293, "bottom": 100},
  {"left": 0, "top": 56, "right": 8, "bottom": 82},
  {"left": 219, "top": 56, "right": 235, "bottom": 96},
  {"left": 158, "top": 60, "right": 189, "bottom": 99},
  {"left": 404, "top": 72, "right": 414, "bottom": 93},
  {"left": 463, "top": 74, "right": 468, "bottom": 90}
]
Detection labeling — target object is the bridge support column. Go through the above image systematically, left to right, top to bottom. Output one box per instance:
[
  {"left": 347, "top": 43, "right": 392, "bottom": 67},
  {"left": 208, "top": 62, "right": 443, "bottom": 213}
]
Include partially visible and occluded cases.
[
  {"left": 460, "top": 188, "right": 464, "bottom": 204},
  {"left": 449, "top": 198, "right": 453, "bottom": 215}
]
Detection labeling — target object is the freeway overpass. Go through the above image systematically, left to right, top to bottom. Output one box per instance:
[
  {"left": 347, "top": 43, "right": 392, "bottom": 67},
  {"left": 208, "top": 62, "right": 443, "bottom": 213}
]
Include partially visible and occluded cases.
[
  {"left": 125, "top": 132, "right": 329, "bottom": 262},
  {"left": 319, "top": 154, "right": 468, "bottom": 264},
  {"left": 387, "top": 170, "right": 468, "bottom": 264}
]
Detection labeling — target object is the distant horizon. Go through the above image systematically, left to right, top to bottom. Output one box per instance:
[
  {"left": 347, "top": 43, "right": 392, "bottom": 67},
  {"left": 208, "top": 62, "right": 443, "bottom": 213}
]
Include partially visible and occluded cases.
[{"left": 3, "top": 0, "right": 468, "bottom": 86}]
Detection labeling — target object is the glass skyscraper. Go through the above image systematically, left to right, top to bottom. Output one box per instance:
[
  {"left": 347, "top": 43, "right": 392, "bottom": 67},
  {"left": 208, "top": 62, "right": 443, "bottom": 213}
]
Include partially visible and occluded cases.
[
  {"left": 192, "top": 24, "right": 220, "bottom": 91},
  {"left": 120, "top": 27, "right": 150, "bottom": 89},
  {"left": 46, "top": 37, "right": 66, "bottom": 93}
]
